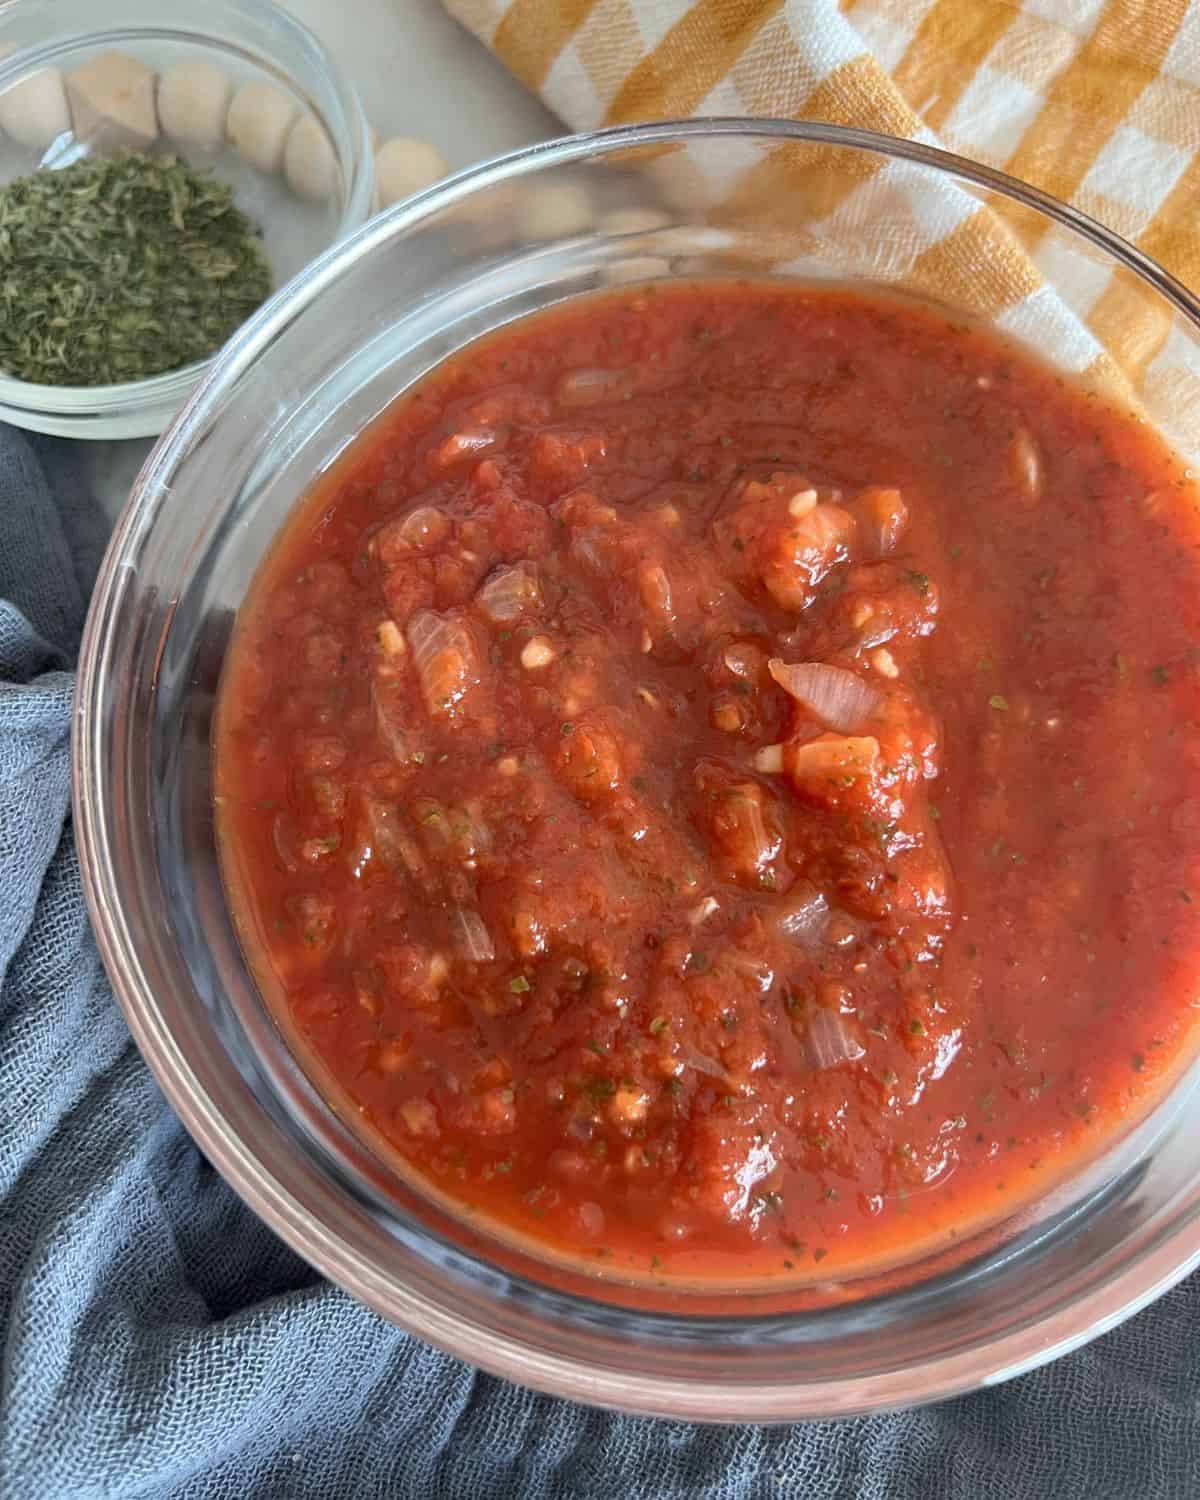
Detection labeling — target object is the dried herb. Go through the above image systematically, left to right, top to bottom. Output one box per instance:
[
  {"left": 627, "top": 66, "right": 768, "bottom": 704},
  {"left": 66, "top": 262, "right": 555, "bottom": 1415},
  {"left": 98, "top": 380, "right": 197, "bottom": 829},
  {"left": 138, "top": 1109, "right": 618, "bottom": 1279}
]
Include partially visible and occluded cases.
[{"left": 0, "top": 151, "right": 271, "bottom": 386}]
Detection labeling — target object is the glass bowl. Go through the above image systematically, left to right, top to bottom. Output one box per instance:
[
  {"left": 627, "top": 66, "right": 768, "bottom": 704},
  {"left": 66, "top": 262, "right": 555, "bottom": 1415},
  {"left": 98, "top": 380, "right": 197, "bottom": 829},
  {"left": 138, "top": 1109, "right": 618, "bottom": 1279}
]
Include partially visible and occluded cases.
[
  {"left": 0, "top": 0, "right": 373, "bottom": 439},
  {"left": 73, "top": 119, "right": 1200, "bottom": 1421}
]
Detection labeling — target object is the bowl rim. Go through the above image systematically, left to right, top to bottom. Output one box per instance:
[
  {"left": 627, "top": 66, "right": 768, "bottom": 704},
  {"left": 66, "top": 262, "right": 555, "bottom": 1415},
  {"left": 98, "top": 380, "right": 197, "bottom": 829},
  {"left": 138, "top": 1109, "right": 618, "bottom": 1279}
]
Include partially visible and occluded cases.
[
  {"left": 0, "top": 0, "right": 374, "bottom": 418},
  {"left": 73, "top": 115, "right": 1200, "bottom": 1421}
]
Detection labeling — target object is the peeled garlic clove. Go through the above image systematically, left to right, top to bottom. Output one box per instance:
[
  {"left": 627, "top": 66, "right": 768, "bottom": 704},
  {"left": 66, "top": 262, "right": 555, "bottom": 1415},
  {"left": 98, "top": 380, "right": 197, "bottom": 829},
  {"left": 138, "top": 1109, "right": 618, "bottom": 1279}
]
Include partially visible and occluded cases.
[
  {"left": 0, "top": 50, "right": 70, "bottom": 149},
  {"left": 66, "top": 50, "right": 157, "bottom": 150},
  {"left": 158, "top": 59, "right": 232, "bottom": 150},
  {"left": 226, "top": 79, "right": 298, "bottom": 174},
  {"left": 284, "top": 114, "right": 337, "bottom": 201},
  {"left": 374, "top": 137, "right": 448, "bottom": 208},
  {"left": 517, "top": 181, "right": 592, "bottom": 241},
  {"left": 598, "top": 205, "right": 670, "bottom": 236},
  {"left": 605, "top": 255, "right": 671, "bottom": 286}
]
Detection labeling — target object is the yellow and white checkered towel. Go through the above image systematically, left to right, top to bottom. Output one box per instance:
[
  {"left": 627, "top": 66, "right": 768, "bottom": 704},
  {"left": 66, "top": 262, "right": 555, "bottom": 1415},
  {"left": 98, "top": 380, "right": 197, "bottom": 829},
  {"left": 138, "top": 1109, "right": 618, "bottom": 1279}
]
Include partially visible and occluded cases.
[{"left": 444, "top": 0, "right": 1200, "bottom": 435}]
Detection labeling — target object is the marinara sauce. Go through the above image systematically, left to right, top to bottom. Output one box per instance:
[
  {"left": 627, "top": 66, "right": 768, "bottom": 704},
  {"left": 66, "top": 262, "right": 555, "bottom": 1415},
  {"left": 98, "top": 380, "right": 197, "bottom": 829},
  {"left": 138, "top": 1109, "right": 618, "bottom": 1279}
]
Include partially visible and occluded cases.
[{"left": 216, "top": 283, "right": 1200, "bottom": 1283}]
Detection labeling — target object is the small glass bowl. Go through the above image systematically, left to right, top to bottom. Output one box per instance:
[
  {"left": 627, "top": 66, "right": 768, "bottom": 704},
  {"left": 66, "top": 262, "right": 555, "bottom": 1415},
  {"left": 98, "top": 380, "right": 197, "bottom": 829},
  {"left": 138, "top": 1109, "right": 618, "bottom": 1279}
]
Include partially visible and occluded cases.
[
  {"left": 0, "top": 0, "right": 372, "bottom": 439},
  {"left": 74, "top": 119, "right": 1200, "bottom": 1420}
]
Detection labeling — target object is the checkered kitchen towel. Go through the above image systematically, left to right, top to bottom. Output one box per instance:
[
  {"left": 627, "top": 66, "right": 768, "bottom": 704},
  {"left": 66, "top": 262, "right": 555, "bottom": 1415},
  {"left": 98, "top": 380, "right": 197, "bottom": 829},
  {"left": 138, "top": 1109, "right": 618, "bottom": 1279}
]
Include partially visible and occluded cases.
[{"left": 444, "top": 0, "right": 1200, "bottom": 430}]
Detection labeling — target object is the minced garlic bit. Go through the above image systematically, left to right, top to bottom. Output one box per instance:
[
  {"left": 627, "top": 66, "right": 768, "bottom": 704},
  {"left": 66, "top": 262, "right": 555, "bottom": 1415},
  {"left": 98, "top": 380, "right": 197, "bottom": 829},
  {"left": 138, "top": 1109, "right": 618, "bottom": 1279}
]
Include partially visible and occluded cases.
[
  {"left": 787, "top": 488, "right": 818, "bottom": 518},
  {"left": 850, "top": 599, "right": 875, "bottom": 629},
  {"left": 377, "top": 619, "right": 406, "bottom": 656},
  {"left": 520, "top": 635, "right": 557, "bottom": 670},
  {"left": 870, "top": 647, "right": 900, "bottom": 679},
  {"left": 610, "top": 1086, "right": 650, "bottom": 1124}
]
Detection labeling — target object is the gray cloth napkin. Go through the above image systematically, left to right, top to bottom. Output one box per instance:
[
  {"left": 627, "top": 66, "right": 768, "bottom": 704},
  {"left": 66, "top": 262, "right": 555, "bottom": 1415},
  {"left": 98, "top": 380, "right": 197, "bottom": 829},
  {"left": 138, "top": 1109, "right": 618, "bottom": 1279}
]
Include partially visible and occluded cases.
[{"left": 2, "top": 422, "right": 1199, "bottom": 1500}]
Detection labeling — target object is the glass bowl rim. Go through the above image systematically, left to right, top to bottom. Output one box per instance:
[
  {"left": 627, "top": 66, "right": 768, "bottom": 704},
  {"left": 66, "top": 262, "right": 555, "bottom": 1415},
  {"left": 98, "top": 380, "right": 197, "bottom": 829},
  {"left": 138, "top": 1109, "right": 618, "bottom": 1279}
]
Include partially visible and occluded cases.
[
  {"left": 0, "top": 0, "right": 374, "bottom": 416},
  {"left": 72, "top": 116, "right": 1200, "bottom": 1420}
]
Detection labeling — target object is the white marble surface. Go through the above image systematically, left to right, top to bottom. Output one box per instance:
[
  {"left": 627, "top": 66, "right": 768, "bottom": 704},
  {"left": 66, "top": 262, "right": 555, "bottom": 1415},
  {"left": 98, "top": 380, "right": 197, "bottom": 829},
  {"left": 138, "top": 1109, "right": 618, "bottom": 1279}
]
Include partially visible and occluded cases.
[{"left": 88, "top": 0, "right": 559, "bottom": 519}]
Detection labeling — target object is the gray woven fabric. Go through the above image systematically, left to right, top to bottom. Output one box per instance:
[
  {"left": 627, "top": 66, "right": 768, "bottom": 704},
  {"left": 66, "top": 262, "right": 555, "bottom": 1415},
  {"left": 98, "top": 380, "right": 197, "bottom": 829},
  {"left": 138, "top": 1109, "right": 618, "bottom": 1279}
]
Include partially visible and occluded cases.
[{"left": 1, "top": 421, "right": 1198, "bottom": 1499}]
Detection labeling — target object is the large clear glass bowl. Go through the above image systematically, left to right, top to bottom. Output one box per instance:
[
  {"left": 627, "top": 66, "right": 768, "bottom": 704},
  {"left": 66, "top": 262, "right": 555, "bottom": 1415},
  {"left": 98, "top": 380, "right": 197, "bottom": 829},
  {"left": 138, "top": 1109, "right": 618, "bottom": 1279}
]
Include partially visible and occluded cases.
[{"left": 73, "top": 119, "right": 1200, "bottom": 1421}]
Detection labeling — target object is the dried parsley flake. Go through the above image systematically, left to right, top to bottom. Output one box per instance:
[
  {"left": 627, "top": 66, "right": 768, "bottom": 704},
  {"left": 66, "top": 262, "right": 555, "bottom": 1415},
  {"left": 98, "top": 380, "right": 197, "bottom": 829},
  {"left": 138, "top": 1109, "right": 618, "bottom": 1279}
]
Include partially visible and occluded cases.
[{"left": 0, "top": 151, "right": 272, "bottom": 386}]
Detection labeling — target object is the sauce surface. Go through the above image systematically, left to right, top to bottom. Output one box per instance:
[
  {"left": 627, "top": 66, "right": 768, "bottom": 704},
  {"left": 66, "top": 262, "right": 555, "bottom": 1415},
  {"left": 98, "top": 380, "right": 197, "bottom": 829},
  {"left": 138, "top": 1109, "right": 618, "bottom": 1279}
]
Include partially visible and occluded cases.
[{"left": 216, "top": 282, "right": 1200, "bottom": 1283}]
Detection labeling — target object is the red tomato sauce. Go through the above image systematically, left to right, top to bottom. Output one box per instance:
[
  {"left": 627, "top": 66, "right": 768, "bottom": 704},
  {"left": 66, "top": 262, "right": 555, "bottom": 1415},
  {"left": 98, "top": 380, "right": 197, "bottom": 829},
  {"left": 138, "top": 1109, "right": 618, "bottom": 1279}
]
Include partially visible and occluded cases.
[{"left": 216, "top": 282, "right": 1200, "bottom": 1284}]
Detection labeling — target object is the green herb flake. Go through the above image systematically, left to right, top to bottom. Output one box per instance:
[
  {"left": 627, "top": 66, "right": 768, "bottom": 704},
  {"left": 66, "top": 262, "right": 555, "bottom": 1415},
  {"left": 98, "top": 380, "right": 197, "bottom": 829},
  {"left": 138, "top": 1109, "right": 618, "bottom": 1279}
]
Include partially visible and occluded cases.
[
  {"left": 0, "top": 152, "right": 272, "bottom": 385},
  {"left": 907, "top": 570, "right": 931, "bottom": 598},
  {"left": 1152, "top": 664, "right": 1170, "bottom": 685},
  {"left": 988, "top": 694, "right": 1010, "bottom": 711},
  {"left": 509, "top": 975, "right": 532, "bottom": 993}
]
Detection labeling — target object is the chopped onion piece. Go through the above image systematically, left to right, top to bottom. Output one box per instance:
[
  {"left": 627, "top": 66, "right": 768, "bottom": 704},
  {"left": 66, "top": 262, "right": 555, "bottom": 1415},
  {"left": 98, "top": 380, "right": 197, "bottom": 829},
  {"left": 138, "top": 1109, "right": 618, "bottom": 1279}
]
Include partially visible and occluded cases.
[
  {"left": 555, "top": 366, "right": 633, "bottom": 407},
  {"left": 1009, "top": 426, "right": 1043, "bottom": 504},
  {"left": 434, "top": 429, "right": 497, "bottom": 467},
  {"left": 855, "top": 486, "right": 909, "bottom": 556},
  {"left": 396, "top": 505, "right": 450, "bottom": 550},
  {"left": 476, "top": 562, "right": 541, "bottom": 624},
  {"left": 638, "top": 562, "right": 674, "bottom": 631},
  {"left": 407, "top": 609, "right": 480, "bottom": 719},
  {"left": 856, "top": 611, "right": 897, "bottom": 651},
  {"left": 724, "top": 643, "right": 761, "bottom": 679},
  {"left": 768, "top": 659, "right": 883, "bottom": 732},
  {"left": 371, "top": 675, "right": 421, "bottom": 763},
  {"left": 754, "top": 743, "right": 784, "bottom": 774},
  {"left": 741, "top": 794, "right": 776, "bottom": 876},
  {"left": 362, "top": 798, "right": 425, "bottom": 878},
  {"left": 449, "top": 801, "right": 492, "bottom": 859},
  {"left": 271, "top": 811, "right": 299, "bottom": 872},
  {"left": 775, "top": 883, "right": 829, "bottom": 947},
  {"left": 689, "top": 895, "right": 720, "bottom": 926},
  {"left": 452, "top": 908, "right": 495, "bottom": 962},
  {"left": 726, "top": 954, "right": 775, "bottom": 993},
  {"left": 807, "top": 1007, "right": 866, "bottom": 1069},
  {"left": 680, "top": 1047, "right": 726, "bottom": 1081},
  {"left": 577, "top": 1201, "right": 606, "bottom": 1237}
]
